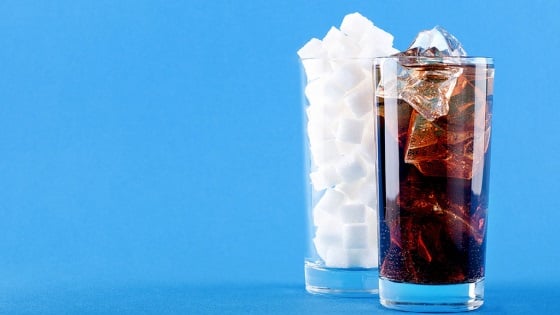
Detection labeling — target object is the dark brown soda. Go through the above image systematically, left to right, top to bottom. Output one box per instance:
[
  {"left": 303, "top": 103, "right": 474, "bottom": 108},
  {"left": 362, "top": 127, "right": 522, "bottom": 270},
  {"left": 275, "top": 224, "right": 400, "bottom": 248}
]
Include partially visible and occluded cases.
[{"left": 375, "top": 62, "right": 493, "bottom": 284}]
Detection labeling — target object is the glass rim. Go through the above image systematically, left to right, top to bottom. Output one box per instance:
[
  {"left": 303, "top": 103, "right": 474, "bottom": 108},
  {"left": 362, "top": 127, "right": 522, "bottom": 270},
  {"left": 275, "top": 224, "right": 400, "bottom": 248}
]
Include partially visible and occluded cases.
[
  {"left": 299, "top": 56, "right": 493, "bottom": 64},
  {"left": 373, "top": 56, "right": 493, "bottom": 65}
]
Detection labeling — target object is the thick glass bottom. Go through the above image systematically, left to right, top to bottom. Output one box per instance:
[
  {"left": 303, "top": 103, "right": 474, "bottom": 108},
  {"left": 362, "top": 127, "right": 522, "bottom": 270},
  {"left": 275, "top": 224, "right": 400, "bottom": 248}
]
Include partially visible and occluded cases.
[
  {"left": 304, "top": 261, "right": 378, "bottom": 297},
  {"left": 379, "top": 277, "right": 484, "bottom": 312}
]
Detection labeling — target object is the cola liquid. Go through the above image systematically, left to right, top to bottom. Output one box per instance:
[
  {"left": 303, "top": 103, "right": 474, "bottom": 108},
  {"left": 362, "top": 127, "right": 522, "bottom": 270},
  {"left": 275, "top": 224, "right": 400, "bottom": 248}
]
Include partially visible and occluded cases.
[{"left": 375, "top": 61, "right": 493, "bottom": 284}]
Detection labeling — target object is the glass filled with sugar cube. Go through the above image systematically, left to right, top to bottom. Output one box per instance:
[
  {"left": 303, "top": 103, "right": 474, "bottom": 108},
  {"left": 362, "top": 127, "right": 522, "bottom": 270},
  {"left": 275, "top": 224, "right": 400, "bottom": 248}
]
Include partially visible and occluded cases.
[{"left": 298, "top": 13, "right": 397, "bottom": 296}]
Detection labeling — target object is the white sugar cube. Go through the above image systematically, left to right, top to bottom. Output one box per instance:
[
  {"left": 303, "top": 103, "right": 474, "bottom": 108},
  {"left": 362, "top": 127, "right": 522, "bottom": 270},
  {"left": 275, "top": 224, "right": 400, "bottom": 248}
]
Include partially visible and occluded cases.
[
  {"left": 340, "top": 12, "right": 375, "bottom": 40},
  {"left": 367, "top": 25, "right": 395, "bottom": 47},
  {"left": 322, "top": 27, "right": 361, "bottom": 59},
  {"left": 322, "top": 27, "right": 345, "bottom": 46},
  {"left": 359, "top": 27, "right": 399, "bottom": 58},
  {"left": 297, "top": 38, "right": 326, "bottom": 59},
  {"left": 298, "top": 38, "right": 332, "bottom": 82},
  {"left": 301, "top": 59, "right": 332, "bottom": 82},
  {"left": 330, "top": 62, "right": 365, "bottom": 91},
  {"left": 322, "top": 77, "right": 346, "bottom": 105},
  {"left": 304, "top": 79, "right": 325, "bottom": 105},
  {"left": 344, "top": 79, "right": 374, "bottom": 118},
  {"left": 305, "top": 80, "right": 343, "bottom": 110},
  {"left": 304, "top": 81, "right": 345, "bottom": 118},
  {"left": 323, "top": 100, "right": 344, "bottom": 118},
  {"left": 306, "top": 103, "right": 330, "bottom": 121},
  {"left": 306, "top": 105, "right": 337, "bottom": 129},
  {"left": 358, "top": 117, "right": 376, "bottom": 161},
  {"left": 336, "top": 118, "right": 365, "bottom": 144},
  {"left": 307, "top": 119, "right": 336, "bottom": 149},
  {"left": 334, "top": 137, "right": 355, "bottom": 155},
  {"left": 310, "top": 139, "right": 339, "bottom": 166},
  {"left": 337, "top": 154, "right": 367, "bottom": 182},
  {"left": 310, "top": 166, "right": 340, "bottom": 191},
  {"left": 336, "top": 176, "right": 377, "bottom": 206},
  {"left": 336, "top": 180, "right": 362, "bottom": 201},
  {"left": 361, "top": 182, "right": 378, "bottom": 209},
  {"left": 315, "top": 188, "right": 346, "bottom": 213},
  {"left": 339, "top": 203, "right": 366, "bottom": 223},
  {"left": 364, "top": 205, "right": 377, "bottom": 221},
  {"left": 312, "top": 206, "right": 336, "bottom": 227},
  {"left": 366, "top": 208, "right": 378, "bottom": 242},
  {"left": 315, "top": 218, "right": 342, "bottom": 244},
  {"left": 342, "top": 223, "right": 370, "bottom": 249},
  {"left": 313, "top": 237, "right": 330, "bottom": 260},
  {"left": 324, "top": 247, "right": 376, "bottom": 268},
  {"left": 324, "top": 247, "right": 348, "bottom": 268},
  {"left": 324, "top": 247, "right": 351, "bottom": 268},
  {"left": 324, "top": 247, "right": 357, "bottom": 268},
  {"left": 332, "top": 248, "right": 376, "bottom": 268},
  {"left": 347, "top": 248, "right": 377, "bottom": 268}
]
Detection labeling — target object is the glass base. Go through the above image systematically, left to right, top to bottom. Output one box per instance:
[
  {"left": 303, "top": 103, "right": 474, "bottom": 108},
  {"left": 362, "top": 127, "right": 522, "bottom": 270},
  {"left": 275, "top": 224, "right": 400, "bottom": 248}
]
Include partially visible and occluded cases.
[
  {"left": 304, "top": 261, "right": 378, "bottom": 297},
  {"left": 379, "top": 278, "right": 484, "bottom": 312}
]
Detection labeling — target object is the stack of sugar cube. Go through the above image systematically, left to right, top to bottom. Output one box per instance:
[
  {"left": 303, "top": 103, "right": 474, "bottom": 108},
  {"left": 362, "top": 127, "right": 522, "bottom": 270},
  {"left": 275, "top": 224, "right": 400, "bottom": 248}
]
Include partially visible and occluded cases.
[{"left": 298, "top": 13, "right": 398, "bottom": 268}]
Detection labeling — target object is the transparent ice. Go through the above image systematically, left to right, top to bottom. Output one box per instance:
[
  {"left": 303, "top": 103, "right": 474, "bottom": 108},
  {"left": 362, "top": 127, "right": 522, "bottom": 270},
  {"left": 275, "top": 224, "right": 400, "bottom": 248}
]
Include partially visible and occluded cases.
[{"left": 402, "top": 26, "right": 467, "bottom": 57}]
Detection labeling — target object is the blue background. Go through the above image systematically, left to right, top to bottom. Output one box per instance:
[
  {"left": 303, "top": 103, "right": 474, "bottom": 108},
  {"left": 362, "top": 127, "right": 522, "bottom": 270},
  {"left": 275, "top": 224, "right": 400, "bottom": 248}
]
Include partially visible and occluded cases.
[{"left": 1, "top": 0, "right": 559, "bottom": 314}]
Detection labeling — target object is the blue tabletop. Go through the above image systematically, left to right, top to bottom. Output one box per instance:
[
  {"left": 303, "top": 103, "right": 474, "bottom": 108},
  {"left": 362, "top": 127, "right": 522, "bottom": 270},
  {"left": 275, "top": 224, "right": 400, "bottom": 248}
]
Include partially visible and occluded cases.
[{"left": 2, "top": 281, "right": 559, "bottom": 314}]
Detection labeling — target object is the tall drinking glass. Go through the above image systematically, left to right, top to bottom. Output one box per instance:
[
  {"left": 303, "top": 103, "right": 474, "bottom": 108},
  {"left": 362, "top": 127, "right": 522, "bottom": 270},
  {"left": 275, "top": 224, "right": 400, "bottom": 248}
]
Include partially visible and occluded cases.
[
  {"left": 373, "top": 56, "right": 494, "bottom": 311},
  {"left": 300, "top": 57, "right": 379, "bottom": 296}
]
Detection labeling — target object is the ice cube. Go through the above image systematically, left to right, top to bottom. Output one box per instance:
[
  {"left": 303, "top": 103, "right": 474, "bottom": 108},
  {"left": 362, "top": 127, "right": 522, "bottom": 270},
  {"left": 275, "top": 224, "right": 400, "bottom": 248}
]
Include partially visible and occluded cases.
[
  {"left": 402, "top": 26, "right": 467, "bottom": 57},
  {"left": 385, "top": 27, "right": 467, "bottom": 121},
  {"left": 399, "top": 65, "right": 463, "bottom": 121},
  {"left": 401, "top": 65, "right": 491, "bottom": 180},
  {"left": 404, "top": 111, "right": 446, "bottom": 163}
]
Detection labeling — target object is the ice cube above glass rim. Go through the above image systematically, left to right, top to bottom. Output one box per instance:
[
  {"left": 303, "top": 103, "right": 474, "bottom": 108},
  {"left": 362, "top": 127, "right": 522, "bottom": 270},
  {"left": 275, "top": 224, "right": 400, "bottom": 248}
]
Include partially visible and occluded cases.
[
  {"left": 374, "top": 26, "right": 494, "bottom": 180},
  {"left": 376, "top": 26, "right": 477, "bottom": 122},
  {"left": 399, "top": 26, "right": 467, "bottom": 58}
]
